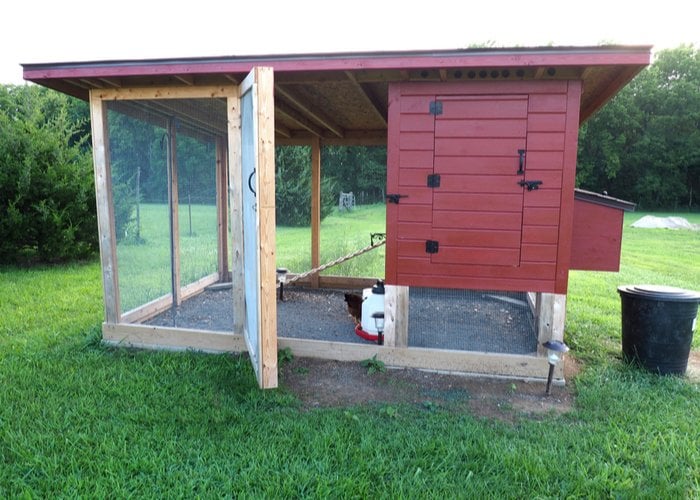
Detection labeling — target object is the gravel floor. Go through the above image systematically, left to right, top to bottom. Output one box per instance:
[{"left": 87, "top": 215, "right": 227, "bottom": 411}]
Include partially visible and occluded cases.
[{"left": 145, "top": 286, "right": 537, "bottom": 354}]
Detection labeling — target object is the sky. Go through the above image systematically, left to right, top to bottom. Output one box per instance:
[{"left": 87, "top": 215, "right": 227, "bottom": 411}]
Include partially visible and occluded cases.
[{"left": 2, "top": 0, "right": 699, "bottom": 85}]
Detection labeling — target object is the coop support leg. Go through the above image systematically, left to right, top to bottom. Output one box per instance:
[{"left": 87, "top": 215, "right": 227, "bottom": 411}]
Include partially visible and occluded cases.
[
  {"left": 384, "top": 285, "right": 409, "bottom": 348},
  {"left": 536, "top": 293, "right": 567, "bottom": 355}
]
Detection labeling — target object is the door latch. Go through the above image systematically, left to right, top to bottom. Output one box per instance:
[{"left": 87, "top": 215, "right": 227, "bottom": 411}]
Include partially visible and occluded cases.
[
  {"left": 518, "top": 180, "right": 543, "bottom": 191},
  {"left": 386, "top": 194, "right": 408, "bottom": 204}
]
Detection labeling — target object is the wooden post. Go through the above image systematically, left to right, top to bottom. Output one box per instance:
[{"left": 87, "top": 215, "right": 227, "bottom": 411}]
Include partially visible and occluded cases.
[
  {"left": 255, "top": 67, "right": 278, "bottom": 388},
  {"left": 89, "top": 92, "right": 121, "bottom": 324},
  {"left": 228, "top": 92, "right": 245, "bottom": 336},
  {"left": 166, "top": 118, "right": 181, "bottom": 306},
  {"left": 215, "top": 136, "right": 229, "bottom": 280},
  {"left": 310, "top": 136, "right": 321, "bottom": 288},
  {"left": 384, "top": 285, "right": 409, "bottom": 348},
  {"left": 536, "top": 292, "right": 567, "bottom": 354}
]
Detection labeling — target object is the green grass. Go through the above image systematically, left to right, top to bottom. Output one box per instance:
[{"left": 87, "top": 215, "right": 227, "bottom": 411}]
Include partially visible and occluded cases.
[
  {"left": 117, "top": 203, "right": 218, "bottom": 311},
  {"left": 276, "top": 203, "right": 386, "bottom": 278},
  {"left": 1, "top": 211, "right": 699, "bottom": 496},
  {"left": 567, "top": 212, "right": 700, "bottom": 362}
]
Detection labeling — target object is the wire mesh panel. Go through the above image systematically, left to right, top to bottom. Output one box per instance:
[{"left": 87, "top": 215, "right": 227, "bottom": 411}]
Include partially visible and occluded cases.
[
  {"left": 106, "top": 98, "right": 226, "bottom": 318},
  {"left": 107, "top": 101, "right": 170, "bottom": 313},
  {"left": 177, "top": 131, "right": 218, "bottom": 288},
  {"left": 407, "top": 287, "right": 537, "bottom": 354}
]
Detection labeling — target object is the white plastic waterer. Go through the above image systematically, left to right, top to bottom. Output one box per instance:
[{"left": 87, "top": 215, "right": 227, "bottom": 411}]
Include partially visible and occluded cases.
[{"left": 361, "top": 280, "right": 385, "bottom": 334}]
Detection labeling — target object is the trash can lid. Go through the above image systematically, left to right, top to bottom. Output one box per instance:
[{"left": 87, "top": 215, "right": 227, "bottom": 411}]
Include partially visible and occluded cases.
[{"left": 618, "top": 284, "right": 700, "bottom": 302}]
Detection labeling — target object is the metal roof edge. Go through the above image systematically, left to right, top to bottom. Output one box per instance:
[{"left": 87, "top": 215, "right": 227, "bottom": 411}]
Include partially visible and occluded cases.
[
  {"left": 22, "top": 44, "right": 653, "bottom": 73},
  {"left": 574, "top": 188, "right": 636, "bottom": 212}
]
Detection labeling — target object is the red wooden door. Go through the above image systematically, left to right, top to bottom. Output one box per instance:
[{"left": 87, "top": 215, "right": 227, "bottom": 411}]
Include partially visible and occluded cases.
[
  {"left": 386, "top": 81, "right": 578, "bottom": 293},
  {"left": 431, "top": 95, "right": 528, "bottom": 267}
]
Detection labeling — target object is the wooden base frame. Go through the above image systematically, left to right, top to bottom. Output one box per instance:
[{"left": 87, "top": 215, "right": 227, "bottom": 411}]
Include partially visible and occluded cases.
[{"left": 102, "top": 322, "right": 565, "bottom": 383}]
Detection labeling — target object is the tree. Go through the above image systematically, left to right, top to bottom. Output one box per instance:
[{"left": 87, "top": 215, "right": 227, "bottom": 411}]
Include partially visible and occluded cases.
[
  {"left": 577, "top": 45, "right": 700, "bottom": 210},
  {"left": 0, "top": 85, "right": 97, "bottom": 263},
  {"left": 275, "top": 146, "right": 336, "bottom": 226}
]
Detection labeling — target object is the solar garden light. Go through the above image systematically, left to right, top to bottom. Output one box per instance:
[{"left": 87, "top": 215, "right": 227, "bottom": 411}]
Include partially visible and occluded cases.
[
  {"left": 276, "top": 268, "right": 288, "bottom": 301},
  {"left": 372, "top": 312, "right": 385, "bottom": 346},
  {"left": 542, "top": 340, "right": 569, "bottom": 396}
]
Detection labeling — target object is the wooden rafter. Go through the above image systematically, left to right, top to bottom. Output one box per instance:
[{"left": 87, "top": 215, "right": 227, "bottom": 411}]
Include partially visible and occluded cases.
[
  {"left": 344, "top": 71, "right": 387, "bottom": 126},
  {"left": 174, "top": 74, "right": 195, "bottom": 86},
  {"left": 224, "top": 74, "right": 239, "bottom": 84},
  {"left": 99, "top": 77, "right": 122, "bottom": 88},
  {"left": 81, "top": 78, "right": 104, "bottom": 88},
  {"left": 275, "top": 85, "right": 344, "bottom": 138},
  {"left": 275, "top": 99, "right": 325, "bottom": 137},
  {"left": 144, "top": 100, "right": 227, "bottom": 136},
  {"left": 275, "top": 123, "right": 292, "bottom": 138}
]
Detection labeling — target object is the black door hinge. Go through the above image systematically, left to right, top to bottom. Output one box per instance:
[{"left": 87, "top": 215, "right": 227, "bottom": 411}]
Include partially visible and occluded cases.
[
  {"left": 429, "top": 100, "right": 443, "bottom": 115},
  {"left": 427, "top": 174, "right": 441, "bottom": 188},
  {"left": 386, "top": 194, "right": 407, "bottom": 204},
  {"left": 425, "top": 240, "right": 439, "bottom": 254}
]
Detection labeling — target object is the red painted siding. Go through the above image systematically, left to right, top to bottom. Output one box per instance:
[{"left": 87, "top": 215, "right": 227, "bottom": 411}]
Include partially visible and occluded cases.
[
  {"left": 386, "top": 79, "right": 582, "bottom": 293},
  {"left": 570, "top": 199, "right": 625, "bottom": 271}
]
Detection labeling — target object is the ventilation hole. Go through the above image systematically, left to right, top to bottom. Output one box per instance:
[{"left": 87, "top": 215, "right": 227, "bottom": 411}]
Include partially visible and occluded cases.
[
  {"left": 547, "top": 67, "right": 556, "bottom": 76},
  {"left": 501, "top": 69, "right": 510, "bottom": 78},
  {"left": 516, "top": 69, "right": 525, "bottom": 78},
  {"left": 420, "top": 70, "right": 429, "bottom": 78},
  {"left": 454, "top": 70, "right": 463, "bottom": 79},
  {"left": 479, "top": 70, "right": 487, "bottom": 78},
  {"left": 490, "top": 70, "right": 499, "bottom": 78},
  {"left": 468, "top": 71, "right": 476, "bottom": 79}
]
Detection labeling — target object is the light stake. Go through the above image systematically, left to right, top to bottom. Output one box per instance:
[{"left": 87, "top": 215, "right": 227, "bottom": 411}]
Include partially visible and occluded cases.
[
  {"left": 276, "top": 268, "right": 288, "bottom": 301},
  {"left": 372, "top": 312, "right": 385, "bottom": 346},
  {"left": 542, "top": 340, "right": 569, "bottom": 396}
]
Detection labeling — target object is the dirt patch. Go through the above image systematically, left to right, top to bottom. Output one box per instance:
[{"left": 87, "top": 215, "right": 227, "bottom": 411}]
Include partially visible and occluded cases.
[{"left": 280, "top": 356, "right": 576, "bottom": 422}]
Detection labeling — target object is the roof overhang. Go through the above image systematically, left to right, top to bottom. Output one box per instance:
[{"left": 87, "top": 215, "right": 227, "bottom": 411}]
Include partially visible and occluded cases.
[{"left": 23, "top": 45, "right": 651, "bottom": 144}]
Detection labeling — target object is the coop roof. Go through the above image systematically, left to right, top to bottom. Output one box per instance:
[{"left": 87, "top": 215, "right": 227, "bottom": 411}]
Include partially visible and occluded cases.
[{"left": 23, "top": 45, "right": 651, "bottom": 144}]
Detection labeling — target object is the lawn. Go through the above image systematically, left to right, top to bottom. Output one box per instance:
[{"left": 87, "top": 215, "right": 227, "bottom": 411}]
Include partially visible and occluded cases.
[{"left": 0, "top": 211, "right": 699, "bottom": 497}]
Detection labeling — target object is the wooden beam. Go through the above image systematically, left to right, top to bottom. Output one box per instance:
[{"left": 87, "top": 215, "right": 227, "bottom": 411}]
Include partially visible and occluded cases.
[
  {"left": 254, "top": 66, "right": 279, "bottom": 389},
  {"left": 439, "top": 69, "right": 448, "bottom": 81},
  {"left": 344, "top": 71, "right": 387, "bottom": 126},
  {"left": 173, "top": 74, "right": 195, "bottom": 86},
  {"left": 99, "top": 77, "right": 121, "bottom": 88},
  {"left": 81, "top": 78, "right": 104, "bottom": 88},
  {"left": 92, "top": 85, "right": 236, "bottom": 100},
  {"left": 275, "top": 85, "right": 345, "bottom": 138},
  {"left": 227, "top": 90, "right": 245, "bottom": 337},
  {"left": 89, "top": 92, "right": 121, "bottom": 323},
  {"left": 140, "top": 99, "right": 227, "bottom": 136},
  {"left": 275, "top": 99, "right": 326, "bottom": 137},
  {"left": 167, "top": 118, "right": 181, "bottom": 306},
  {"left": 275, "top": 123, "right": 292, "bottom": 138},
  {"left": 276, "top": 130, "right": 387, "bottom": 146},
  {"left": 321, "top": 130, "right": 387, "bottom": 145},
  {"left": 216, "top": 136, "right": 229, "bottom": 278},
  {"left": 310, "top": 136, "right": 321, "bottom": 288},
  {"left": 121, "top": 272, "right": 221, "bottom": 324},
  {"left": 288, "top": 275, "right": 377, "bottom": 289},
  {"left": 384, "top": 285, "right": 409, "bottom": 348},
  {"left": 536, "top": 293, "right": 567, "bottom": 355},
  {"left": 103, "top": 323, "right": 246, "bottom": 353},
  {"left": 102, "top": 324, "right": 561, "bottom": 382}
]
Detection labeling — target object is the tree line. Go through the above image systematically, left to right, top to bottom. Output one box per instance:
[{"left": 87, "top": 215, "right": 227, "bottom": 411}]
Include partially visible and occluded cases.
[
  {"left": 0, "top": 45, "right": 697, "bottom": 263},
  {"left": 577, "top": 45, "right": 699, "bottom": 209}
]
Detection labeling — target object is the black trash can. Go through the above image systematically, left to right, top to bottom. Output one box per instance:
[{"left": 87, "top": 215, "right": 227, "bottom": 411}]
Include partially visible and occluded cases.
[{"left": 618, "top": 285, "right": 700, "bottom": 375}]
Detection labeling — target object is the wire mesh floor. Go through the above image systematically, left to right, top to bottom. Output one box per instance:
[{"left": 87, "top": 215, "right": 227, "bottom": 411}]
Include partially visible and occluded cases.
[{"left": 144, "top": 286, "right": 537, "bottom": 355}]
